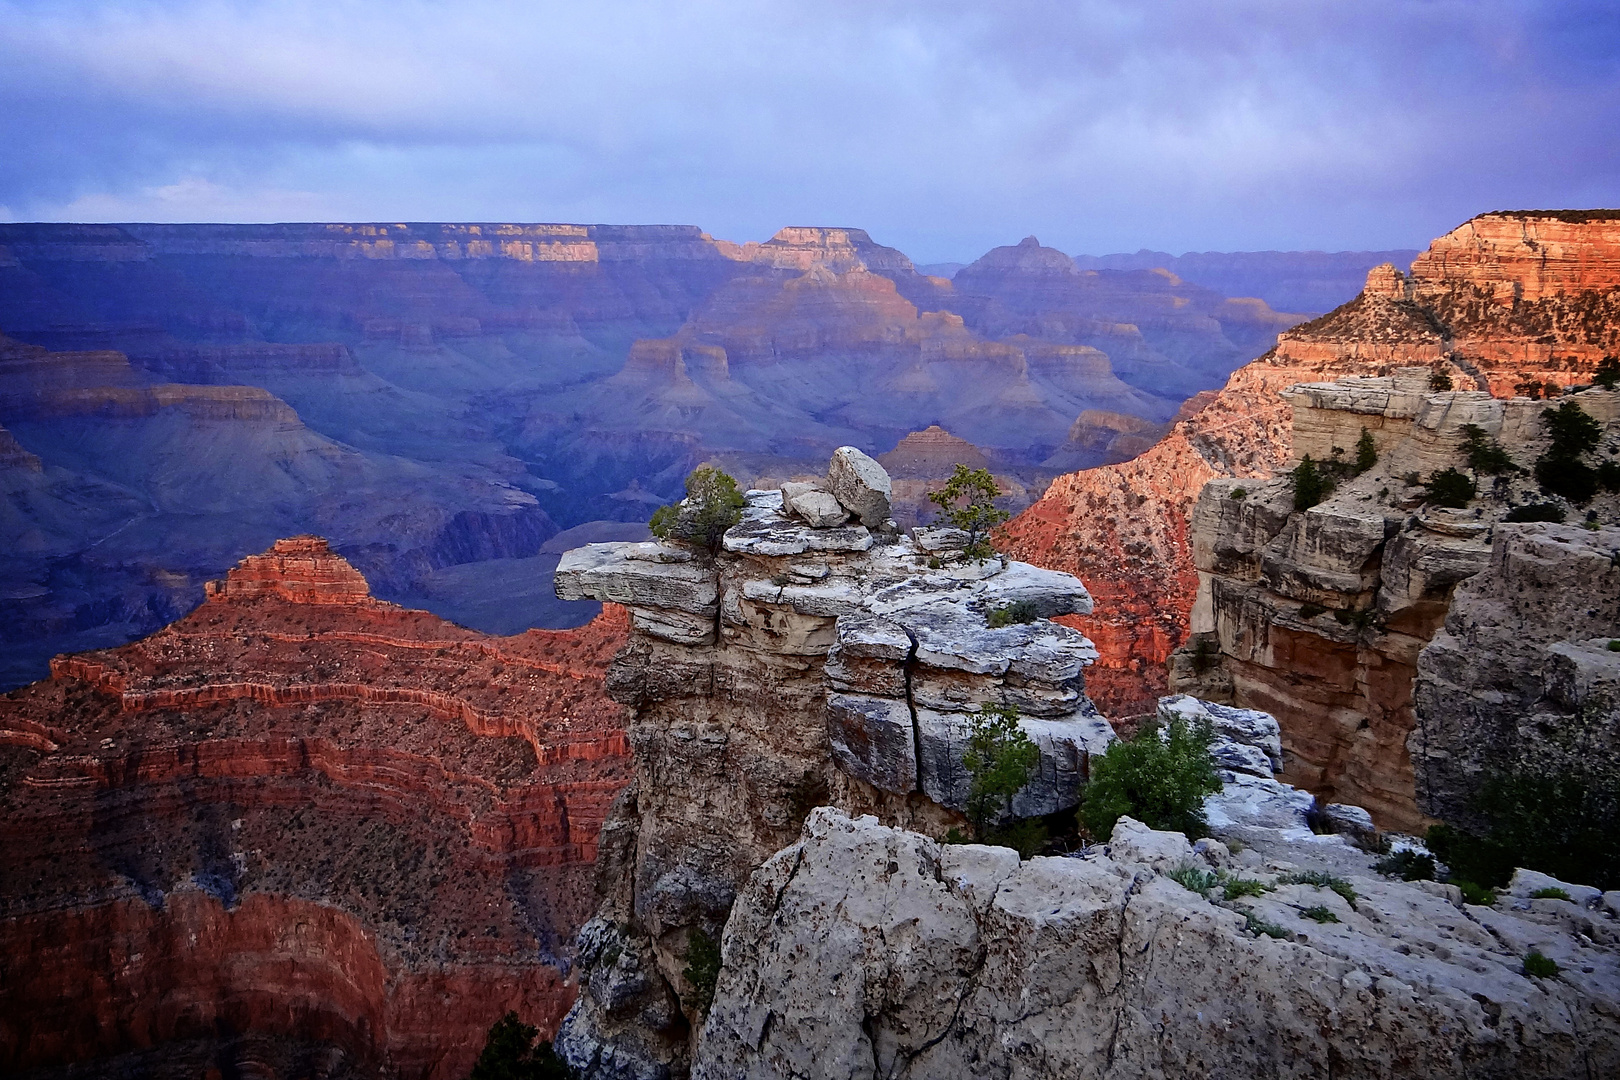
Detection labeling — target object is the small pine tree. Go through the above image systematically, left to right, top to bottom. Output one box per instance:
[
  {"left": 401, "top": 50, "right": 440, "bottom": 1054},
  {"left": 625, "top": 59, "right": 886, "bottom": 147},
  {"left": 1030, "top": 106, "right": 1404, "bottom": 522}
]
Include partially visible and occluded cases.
[
  {"left": 1596, "top": 356, "right": 1620, "bottom": 391},
  {"left": 1429, "top": 369, "right": 1454, "bottom": 392},
  {"left": 1536, "top": 401, "right": 1604, "bottom": 504},
  {"left": 1353, "top": 428, "right": 1378, "bottom": 475},
  {"left": 1291, "top": 455, "right": 1332, "bottom": 511},
  {"left": 927, "top": 464, "right": 1009, "bottom": 562},
  {"left": 649, "top": 466, "right": 746, "bottom": 554},
  {"left": 1423, "top": 468, "right": 1476, "bottom": 508},
  {"left": 962, "top": 703, "right": 1040, "bottom": 836},
  {"left": 469, "top": 1012, "right": 571, "bottom": 1080}
]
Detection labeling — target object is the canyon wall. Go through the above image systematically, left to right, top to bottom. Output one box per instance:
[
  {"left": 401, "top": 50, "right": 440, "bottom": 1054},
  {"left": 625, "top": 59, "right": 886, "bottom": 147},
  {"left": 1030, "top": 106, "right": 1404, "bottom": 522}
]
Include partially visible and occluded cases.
[
  {"left": 1004, "top": 210, "right": 1620, "bottom": 720},
  {"left": 0, "top": 538, "right": 631, "bottom": 1079}
]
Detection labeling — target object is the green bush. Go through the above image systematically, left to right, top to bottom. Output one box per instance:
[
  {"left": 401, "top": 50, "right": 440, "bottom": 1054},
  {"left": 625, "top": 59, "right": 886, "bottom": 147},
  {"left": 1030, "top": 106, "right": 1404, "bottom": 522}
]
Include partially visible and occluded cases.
[
  {"left": 1595, "top": 356, "right": 1620, "bottom": 390},
  {"left": 1429, "top": 370, "right": 1454, "bottom": 391},
  {"left": 1536, "top": 401, "right": 1604, "bottom": 504},
  {"left": 1459, "top": 423, "right": 1515, "bottom": 474},
  {"left": 1354, "top": 428, "right": 1378, "bottom": 475},
  {"left": 1291, "top": 455, "right": 1333, "bottom": 511},
  {"left": 928, "top": 464, "right": 1009, "bottom": 562},
  {"left": 649, "top": 466, "right": 746, "bottom": 553},
  {"left": 1423, "top": 468, "right": 1476, "bottom": 508},
  {"left": 1229, "top": 486, "right": 1248, "bottom": 500},
  {"left": 1503, "top": 503, "right": 1566, "bottom": 523},
  {"left": 986, "top": 599, "right": 1040, "bottom": 628},
  {"left": 1298, "top": 602, "right": 1326, "bottom": 619},
  {"left": 962, "top": 703, "right": 1040, "bottom": 840},
  {"left": 1080, "top": 714, "right": 1221, "bottom": 839},
  {"left": 1426, "top": 766, "right": 1620, "bottom": 891},
  {"left": 983, "top": 817, "right": 1048, "bottom": 859},
  {"left": 1375, "top": 849, "right": 1436, "bottom": 881},
  {"left": 1167, "top": 864, "right": 1220, "bottom": 896},
  {"left": 1277, "top": 870, "right": 1358, "bottom": 910},
  {"left": 1222, "top": 877, "right": 1272, "bottom": 900},
  {"left": 1454, "top": 880, "right": 1496, "bottom": 906},
  {"left": 1531, "top": 886, "right": 1573, "bottom": 901},
  {"left": 1300, "top": 905, "right": 1340, "bottom": 924},
  {"left": 1242, "top": 910, "right": 1291, "bottom": 939},
  {"left": 681, "top": 928, "right": 723, "bottom": 1016},
  {"left": 1523, "top": 951, "right": 1560, "bottom": 978},
  {"left": 469, "top": 1012, "right": 572, "bottom": 1080}
]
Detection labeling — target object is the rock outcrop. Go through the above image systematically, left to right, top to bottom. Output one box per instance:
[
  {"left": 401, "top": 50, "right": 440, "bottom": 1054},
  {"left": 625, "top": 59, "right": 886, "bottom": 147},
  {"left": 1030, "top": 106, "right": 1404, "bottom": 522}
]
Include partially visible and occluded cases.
[
  {"left": 1004, "top": 210, "right": 1620, "bottom": 718},
  {"left": 1179, "top": 368, "right": 1620, "bottom": 830},
  {"left": 550, "top": 452, "right": 1112, "bottom": 1078},
  {"left": 1413, "top": 522, "right": 1620, "bottom": 825},
  {"left": 0, "top": 540, "right": 632, "bottom": 1079},
  {"left": 693, "top": 807, "right": 1620, "bottom": 1080}
]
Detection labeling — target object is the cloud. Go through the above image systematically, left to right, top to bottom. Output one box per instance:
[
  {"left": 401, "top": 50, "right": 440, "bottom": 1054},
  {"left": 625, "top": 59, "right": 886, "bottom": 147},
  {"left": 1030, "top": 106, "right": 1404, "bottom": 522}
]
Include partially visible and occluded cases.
[{"left": 0, "top": 0, "right": 1616, "bottom": 259}]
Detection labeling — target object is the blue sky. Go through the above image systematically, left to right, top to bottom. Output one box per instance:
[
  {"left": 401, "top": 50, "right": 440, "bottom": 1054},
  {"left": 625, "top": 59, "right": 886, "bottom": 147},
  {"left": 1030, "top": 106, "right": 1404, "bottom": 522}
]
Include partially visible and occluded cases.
[{"left": 2, "top": 0, "right": 1617, "bottom": 261}]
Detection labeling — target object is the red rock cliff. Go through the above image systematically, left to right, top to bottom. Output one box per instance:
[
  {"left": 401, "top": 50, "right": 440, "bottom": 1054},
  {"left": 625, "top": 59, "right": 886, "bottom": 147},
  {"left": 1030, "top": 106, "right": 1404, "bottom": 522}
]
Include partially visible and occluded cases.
[{"left": 0, "top": 539, "right": 630, "bottom": 1080}]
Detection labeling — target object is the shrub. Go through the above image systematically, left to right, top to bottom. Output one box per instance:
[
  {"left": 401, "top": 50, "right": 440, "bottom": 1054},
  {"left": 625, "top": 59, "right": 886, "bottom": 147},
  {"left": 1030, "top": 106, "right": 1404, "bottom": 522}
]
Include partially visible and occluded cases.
[
  {"left": 1595, "top": 355, "right": 1620, "bottom": 390},
  {"left": 1429, "top": 370, "right": 1454, "bottom": 391},
  {"left": 1515, "top": 379, "right": 1548, "bottom": 400},
  {"left": 1536, "top": 401, "right": 1604, "bottom": 504},
  {"left": 1547, "top": 405, "right": 1608, "bottom": 458},
  {"left": 1459, "top": 424, "right": 1515, "bottom": 474},
  {"left": 1354, "top": 428, "right": 1378, "bottom": 475},
  {"left": 1291, "top": 455, "right": 1333, "bottom": 511},
  {"left": 1600, "top": 460, "right": 1620, "bottom": 493},
  {"left": 928, "top": 464, "right": 1009, "bottom": 562},
  {"left": 649, "top": 466, "right": 746, "bottom": 553},
  {"left": 1423, "top": 468, "right": 1476, "bottom": 508},
  {"left": 1229, "top": 486, "right": 1248, "bottom": 500},
  {"left": 1503, "top": 503, "right": 1566, "bottom": 523},
  {"left": 986, "top": 599, "right": 1040, "bottom": 628},
  {"left": 1298, "top": 602, "right": 1326, "bottom": 619},
  {"left": 1609, "top": 640, "right": 1620, "bottom": 652},
  {"left": 962, "top": 703, "right": 1040, "bottom": 839},
  {"left": 1080, "top": 714, "right": 1221, "bottom": 839},
  {"left": 1426, "top": 766, "right": 1620, "bottom": 891},
  {"left": 984, "top": 817, "right": 1048, "bottom": 859},
  {"left": 1375, "top": 849, "right": 1436, "bottom": 881},
  {"left": 1167, "top": 864, "right": 1220, "bottom": 895},
  {"left": 1277, "top": 870, "right": 1359, "bottom": 910},
  {"left": 1222, "top": 877, "right": 1272, "bottom": 900},
  {"left": 1455, "top": 880, "right": 1497, "bottom": 906},
  {"left": 1531, "top": 886, "right": 1572, "bottom": 901},
  {"left": 1300, "top": 905, "right": 1340, "bottom": 924},
  {"left": 1242, "top": 910, "right": 1291, "bottom": 939},
  {"left": 681, "top": 928, "right": 722, "bottom": 1016},
  {"left": 1523, "top": 951, "right": 1560, "bottom": 978},
  {"left": 470, "top": 1011, "right": 571, "bottom": 1080}
]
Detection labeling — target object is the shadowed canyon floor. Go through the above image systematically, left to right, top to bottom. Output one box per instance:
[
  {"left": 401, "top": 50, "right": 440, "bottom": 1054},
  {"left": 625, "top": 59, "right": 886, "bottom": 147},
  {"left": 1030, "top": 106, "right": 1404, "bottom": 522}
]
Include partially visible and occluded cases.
[{"left": 0, "top": 538, "right": 630, "bottom": 1080}]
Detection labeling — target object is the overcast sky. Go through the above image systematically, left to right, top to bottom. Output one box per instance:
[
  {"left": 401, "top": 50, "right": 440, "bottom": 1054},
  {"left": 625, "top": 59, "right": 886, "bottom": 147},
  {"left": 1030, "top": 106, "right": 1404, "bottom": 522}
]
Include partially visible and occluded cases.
[{"left": 2, "top": 0, "right": 1617, "bottom": 261}]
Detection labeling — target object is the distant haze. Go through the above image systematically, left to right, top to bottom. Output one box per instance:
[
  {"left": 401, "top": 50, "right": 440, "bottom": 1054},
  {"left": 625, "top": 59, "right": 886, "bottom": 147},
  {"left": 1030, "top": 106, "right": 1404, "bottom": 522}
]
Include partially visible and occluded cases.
[{"left": 0, "top": 2, "right": 1617, "bottom": 262}]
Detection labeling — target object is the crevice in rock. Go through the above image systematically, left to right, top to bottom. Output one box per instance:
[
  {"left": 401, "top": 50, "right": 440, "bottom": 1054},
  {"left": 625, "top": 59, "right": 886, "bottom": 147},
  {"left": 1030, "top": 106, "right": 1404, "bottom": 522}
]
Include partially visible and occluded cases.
[
  {"left": 901, "top": 628, "right": 922, "bottom": 795},
  {"left": 1103, "top": 872, "right": 1146, "bottom": 1072}
]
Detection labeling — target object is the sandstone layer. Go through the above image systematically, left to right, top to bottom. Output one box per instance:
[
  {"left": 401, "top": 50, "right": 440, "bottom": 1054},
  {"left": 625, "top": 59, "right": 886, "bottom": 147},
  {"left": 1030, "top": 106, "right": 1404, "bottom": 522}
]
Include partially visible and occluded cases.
[
  {"left": 1004, "top": 210, "right": 1620, "bottom": 718},
  {"left": 550, "top": 455, "right": 1113, "bottom": 1079},
  {"left": 0, "top": 539, "right": 631, "bottom": 1080},
  {"left": 694, "top": 807, "right": 1620, "bottom": 1080}
]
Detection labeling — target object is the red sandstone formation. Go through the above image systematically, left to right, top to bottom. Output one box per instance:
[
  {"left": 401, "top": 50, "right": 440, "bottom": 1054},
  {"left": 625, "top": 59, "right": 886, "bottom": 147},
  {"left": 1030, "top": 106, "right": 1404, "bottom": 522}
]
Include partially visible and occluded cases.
[
  {"left": 1003, "top": 210, "right": 1620, "bottom": 719},
  {"left": 0, "top": 539, "right": 630, "bottom": 1080}
]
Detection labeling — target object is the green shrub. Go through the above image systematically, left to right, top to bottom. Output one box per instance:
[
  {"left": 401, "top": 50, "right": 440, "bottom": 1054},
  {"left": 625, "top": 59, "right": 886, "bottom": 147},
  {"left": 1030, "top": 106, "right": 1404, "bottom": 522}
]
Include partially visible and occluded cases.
[
  {"left": 1595, "top": 356, "right": 1620, "bottom": 390},
  {"left": 1429, "top": 370, "right": 1454, "bottom": 391},
  {"left": 1516, "top": 379, "right": 1548, "bottom": 400},
  {"left": 1536, "top": 401, "right": 1604, "bottom": 504},
  {"left": 1459, "top": 424, "right": 1515, "bottom": 474},
  {"left": 1354, "top": 428, "right": 1378, "bottom": 475},
  {"left": 1291, "top": 455, "right": 1333, "bottom": 511},
  {"left": 1600, "top": 460, "right": 1620, "bottom": 493},
  {"left": 928, "top": 464, "right": 1009, "bottom": 562},
  {"left": 649, "top": 466, "right": 746, "bottom": 553},
  {"left": 1423, "top": 468, "right": 1476, "bottom": 508},
  {"left": 1229, "top": 486, "right": 1248, "bottom": 500},
  {"left": 1503, "top": 503, "right": 1566, "bottom": 523},
  {"left": 986, "top": 599, "right": 1040, "bottom": 628},
  {"left": 1298, "top": 602, "right": 1326, "bottom": 619},
  {"left": 1609, "top": 640, "right": 1620, "bottom": 652},
  {"left": 963, "top": 703, "right": 1040, "bottom": 840},
  {"left": 1080, "top": 714, "right": 1221, "bottom": 840},
  {"left": 1426, "top": 766, "right": 1620, "bottom": 891},
  {"left": 983, "top": 817, "right": 1048, "bottom": 859},
  {"left": 1375, "top": 849, "right": 1436, "bottom": 881},
  {"left": 1167, "top": 864, "right": 1220, "bottom": 896},
  {"left": 1277, "top": 870, "right": 1359, "bottom": 910},
  {"left": 1222, "top": 877, "right": 1272, "bottom": 900},
  {"left": 1454, "top": 880, "right": 1496, "bottom": 906},
  {"left": 1531, "top": 886, "right": 1573, "bottom": 901},
  {"left": 1300, "top": 905, "right": 1340, "bottom": 924},
  {"left": 1242, "top": 910, "right": 1291, "bottom": 939},
  {"left": 681, "top": 928, "right": 723, "bottom": 1016},
  {"left": 1523, "top": 951, "right": 1559, "bottom": 978},
  {"left": 469, "top": 1011, "right": 572, "bottom": 1080}
]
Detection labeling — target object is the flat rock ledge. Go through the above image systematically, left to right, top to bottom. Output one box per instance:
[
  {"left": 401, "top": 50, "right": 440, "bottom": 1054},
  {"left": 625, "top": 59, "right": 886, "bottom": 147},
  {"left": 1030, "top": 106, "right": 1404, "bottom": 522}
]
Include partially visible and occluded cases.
[{"left": 693, "top": 807, "right": 1620, "bottom": 1080}]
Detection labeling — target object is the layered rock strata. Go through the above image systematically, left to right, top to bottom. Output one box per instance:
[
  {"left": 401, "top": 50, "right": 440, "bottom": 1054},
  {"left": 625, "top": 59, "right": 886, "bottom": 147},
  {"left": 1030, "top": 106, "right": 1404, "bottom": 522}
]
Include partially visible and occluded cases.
[
  {"left": 1004, "top": 210, "right": 1620, "bottom": 717},
  {"left": 1180, "top": 371, "right": 1620, "bottom": 829},
  {"left": 551, "top": 453, "right": 1112, "bottom": 1078},
  {"left": 1413, "top": 522, "right": 1620, "bottom": 825},
  {"left": 0, "top": 539, "right": 631, "bottom": 1080},
  {"left": 694, "top": 807, "right": 1620, "bottom": 1080}
]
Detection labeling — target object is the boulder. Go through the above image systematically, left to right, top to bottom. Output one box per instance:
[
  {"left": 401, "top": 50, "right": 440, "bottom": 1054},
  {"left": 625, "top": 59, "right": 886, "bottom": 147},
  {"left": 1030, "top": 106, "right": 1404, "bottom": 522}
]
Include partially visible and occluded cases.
[
  {"left": 827, "top": 445, "right": 892, "bottom": 527},
  {"left": 781, "top": 481, "right": 850, "bottom": 527},
  {"left": 1158, "top": 694, "right": 1283, "bottom": 773},
  {"left": 1507, "top": 868, "right": 1603, "bottom": 909}
]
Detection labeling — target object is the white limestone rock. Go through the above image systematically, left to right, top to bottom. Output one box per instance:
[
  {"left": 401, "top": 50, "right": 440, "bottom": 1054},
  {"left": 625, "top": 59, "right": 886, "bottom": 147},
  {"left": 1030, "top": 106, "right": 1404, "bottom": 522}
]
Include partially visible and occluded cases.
[
  {"left": 827, "top": 445, "right": 893, "bottom": 527},
  {"left": 781, "top": 480, "right": 850, "bottom": 527},
  {"left": 555, "top": 542, "right": 718, "bottom": 615},
  {"left": 826, "top": 694, "right": 918, "bottom": 795},
  {"left": 1158, "top": 694, "right": 1284, "bottom": 773},
  {"left": 1507, "top": 868, "right": 1603, "bottom": 909}
]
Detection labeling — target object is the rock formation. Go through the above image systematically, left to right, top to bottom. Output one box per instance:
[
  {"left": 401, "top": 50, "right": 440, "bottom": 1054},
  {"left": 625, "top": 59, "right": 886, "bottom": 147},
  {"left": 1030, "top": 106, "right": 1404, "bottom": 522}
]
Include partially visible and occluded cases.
[
  {"left": 1004, "top": 210, "right": 1620, "bottom": 719},
  {"left": 1073, "top": 247, "right": 1424, "bottom": 315},
  {"left": 1179, "top": 368, "right": 1620, "bottom": 830},
  {"left": 550, "top": 451, "right": 1113, "bottom": 1078},
  {"left": 0, "top": 539, "right": 631, "bottom": 1079},
  {"left": 693, "top": 807, "right": 1620, "bottom": 1079}
]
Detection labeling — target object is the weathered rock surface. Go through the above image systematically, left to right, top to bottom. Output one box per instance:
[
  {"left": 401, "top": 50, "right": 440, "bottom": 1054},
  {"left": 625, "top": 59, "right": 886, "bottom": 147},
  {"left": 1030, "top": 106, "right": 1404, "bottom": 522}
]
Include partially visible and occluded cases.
[
  {"left": 826, "top": 445, "right": 893, "bottom": 527},
  {"left": 551, "top": 456, "right": 1113, "bottom": 1078},
  {"left": 1412, "top": 522, "right": 1620, "bottom": 826},
  {"left": 0, "top": 539, "right": 632, "bottom": 1079},
  {"left": 694, "top": 807, "right": 1620, "bottom": 1080}
]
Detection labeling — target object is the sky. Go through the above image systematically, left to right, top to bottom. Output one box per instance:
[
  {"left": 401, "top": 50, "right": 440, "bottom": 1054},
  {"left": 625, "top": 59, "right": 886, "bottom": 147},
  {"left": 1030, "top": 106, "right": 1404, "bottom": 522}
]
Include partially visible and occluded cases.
[{"left": 1, "top": 0, "right": 1617, "bottom": 262}]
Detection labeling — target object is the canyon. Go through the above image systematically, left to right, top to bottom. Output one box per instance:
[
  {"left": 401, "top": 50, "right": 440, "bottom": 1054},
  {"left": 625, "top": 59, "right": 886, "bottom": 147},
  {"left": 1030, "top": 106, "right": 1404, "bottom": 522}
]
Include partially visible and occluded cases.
[
  {"left": 0, "top": 221, "right": 1336, "bottom": 689},
  {"left": 0, "top": 537, "right": 630, "bottom": 1079}
]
